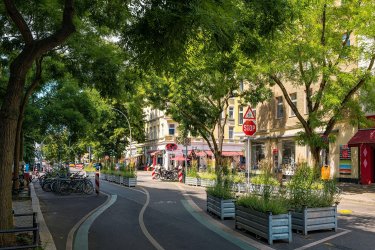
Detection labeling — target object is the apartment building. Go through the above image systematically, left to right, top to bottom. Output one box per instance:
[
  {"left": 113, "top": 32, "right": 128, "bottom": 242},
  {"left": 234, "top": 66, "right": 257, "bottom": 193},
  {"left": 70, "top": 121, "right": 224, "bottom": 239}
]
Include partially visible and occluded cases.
[
  {"left": 244, "top": 80, "right": 375, "bottom": 184},
  {"left": 139, "top": 107, "right": 245, "bottom": 170}
]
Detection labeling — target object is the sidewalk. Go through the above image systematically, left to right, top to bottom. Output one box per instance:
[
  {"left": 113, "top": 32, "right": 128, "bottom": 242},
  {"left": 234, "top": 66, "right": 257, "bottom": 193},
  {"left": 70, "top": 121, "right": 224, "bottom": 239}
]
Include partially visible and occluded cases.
[
  {"left": 12, "top": 183, "right": 56, "bottom": 250},
  {"left": 339, "top": 183, "right": 375, "bottom": 204}
]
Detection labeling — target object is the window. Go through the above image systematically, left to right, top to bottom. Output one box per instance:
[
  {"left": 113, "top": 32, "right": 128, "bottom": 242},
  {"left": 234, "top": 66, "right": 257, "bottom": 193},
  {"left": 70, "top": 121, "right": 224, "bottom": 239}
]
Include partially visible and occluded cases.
[
  {"left": 342, "top": 34, "right": 350, "bottom": 46},
  {"left": 239, "top": 80, "right": 244, "bottom": 92},
  {"left": 290, "top": 93, "right": 297, "bottom": 117},
  {"left": 276, "top": 96, "right": 284, "bottom": 118},
  {"left": 228, "top": 106, "right": 234, "bottom": 119},
  {"left": 238, "top": 106, "right": 244, "bottom": 125},
  {"left": 168, "top": 124, "right": 175, "bottom": 135},
  {"left": 229, "top": 127, "right": 234, "bottom": 140},
  {"left": 282, "top": 141, "right": 295, "bottom": 166},
  {"left": 251, "top": 143, "right": 265, "bottom": 169}
]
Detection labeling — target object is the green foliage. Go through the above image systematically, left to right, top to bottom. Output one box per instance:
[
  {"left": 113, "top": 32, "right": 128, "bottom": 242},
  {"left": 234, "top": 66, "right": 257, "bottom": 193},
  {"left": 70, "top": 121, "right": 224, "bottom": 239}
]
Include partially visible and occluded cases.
[
  {"left": 186, "top": 161, "right": 198, "bottom": 178},
  {"left": 84, "top": 163, "right": 96, "bottom": 173},
  {"left": 287, "top": 163, "right": 340, "bottom": 210},
  {"left": 198, "top": 172, "right": 217, "bottom": 180},
  {"left": 231, "top": 172, "right": 245, "bottom": 184},
  {"left": 251, "top": 175, "right": 279, "bottom": 186},
  {"left": 206, "top": 183, "right": 235, "bottom": 200},
  {"left": 237, "top": 195, "right": 288, "bottom": 215}
]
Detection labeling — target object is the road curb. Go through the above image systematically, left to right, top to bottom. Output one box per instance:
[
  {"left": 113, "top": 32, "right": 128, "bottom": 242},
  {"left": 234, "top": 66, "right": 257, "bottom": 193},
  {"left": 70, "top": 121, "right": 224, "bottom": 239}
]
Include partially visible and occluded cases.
[{"left": 30, "top": 183, "right": 57, "bottom": 250}]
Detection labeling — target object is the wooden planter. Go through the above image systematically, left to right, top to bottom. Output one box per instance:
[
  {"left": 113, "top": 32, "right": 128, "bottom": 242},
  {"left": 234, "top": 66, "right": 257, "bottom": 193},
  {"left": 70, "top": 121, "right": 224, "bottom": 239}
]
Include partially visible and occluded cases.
[
  {"left": 123, "top": 177, "right": 137, "bottom": 187},
  {"left": 185, "top": 177, "right": 200, "bottom": 186},
  {"left": 200, "top": 178, "right": 216, "bottom": 187},
  {"left": 207, "top": 194, "right": 235, "bottom": 220},
  {"left": 235, "top": 205, "right": 292, "bottom": 245},
  {"left": 292, "top": 206, "right": 337, "bottom": 235}
]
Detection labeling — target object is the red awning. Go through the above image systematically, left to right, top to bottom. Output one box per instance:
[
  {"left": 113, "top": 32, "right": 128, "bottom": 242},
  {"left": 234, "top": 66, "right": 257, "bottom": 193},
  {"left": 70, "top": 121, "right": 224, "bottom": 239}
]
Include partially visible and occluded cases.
[
  {"left": 348, "top": 129, "right": 375, "bottom": 147},
  {"left": 150, "top": 150, "right": 162, "bottom": 156},
  {"left": 188, "top": 150, "right": 213, "bottom": 157},
  {"left": 221, "top": 151, "right": 244, "bottom": 156},
  {"left": 170, "top": 156, "right": 190, "bottom": 161}
]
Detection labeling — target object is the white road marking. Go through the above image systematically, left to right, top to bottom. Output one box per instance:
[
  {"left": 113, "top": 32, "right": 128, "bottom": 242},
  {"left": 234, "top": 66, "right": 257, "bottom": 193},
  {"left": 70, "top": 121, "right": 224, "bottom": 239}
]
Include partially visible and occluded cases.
[
  {"left": 138, "top": 186, "right": 165, "bottom": 250},
  {"left": 294, "top": 228, "right": 351, "bottom": 250}
]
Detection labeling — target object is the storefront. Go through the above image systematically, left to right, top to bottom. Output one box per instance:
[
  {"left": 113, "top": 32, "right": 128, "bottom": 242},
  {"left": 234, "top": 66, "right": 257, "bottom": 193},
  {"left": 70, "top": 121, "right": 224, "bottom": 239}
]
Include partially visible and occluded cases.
[{"left": 348, "top": 129, "right": 375, "bottom": 185}]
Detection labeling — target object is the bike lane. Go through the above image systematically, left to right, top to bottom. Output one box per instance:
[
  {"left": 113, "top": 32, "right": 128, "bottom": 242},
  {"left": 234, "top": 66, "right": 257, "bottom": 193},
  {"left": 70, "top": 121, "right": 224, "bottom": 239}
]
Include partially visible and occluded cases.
[{"left": 34, "top": 181, "right": 107, "bottom": 250}]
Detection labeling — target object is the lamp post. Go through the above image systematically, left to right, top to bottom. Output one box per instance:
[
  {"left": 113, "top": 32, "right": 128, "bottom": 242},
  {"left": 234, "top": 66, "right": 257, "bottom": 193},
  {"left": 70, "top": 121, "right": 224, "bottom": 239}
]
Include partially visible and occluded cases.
[{"left": 110, "top": 107, "right": 132, "bottom": 163}]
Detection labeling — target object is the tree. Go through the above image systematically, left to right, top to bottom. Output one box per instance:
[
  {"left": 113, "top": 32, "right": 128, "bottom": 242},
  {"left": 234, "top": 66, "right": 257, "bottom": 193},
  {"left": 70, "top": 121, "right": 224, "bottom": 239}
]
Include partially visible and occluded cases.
[
  {"left": 246, "top": 0, "right": 375, "bottom": 168},
  {"left": 0, "top": 1, "right": 75, "bottom": 242},
  {"left": 144, "top": 41, "right": 271, "bottom": 175}
]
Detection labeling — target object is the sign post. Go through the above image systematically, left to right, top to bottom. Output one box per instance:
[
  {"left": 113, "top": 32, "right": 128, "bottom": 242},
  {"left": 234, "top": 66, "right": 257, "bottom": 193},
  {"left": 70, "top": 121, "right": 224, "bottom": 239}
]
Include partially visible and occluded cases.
[{"left": 242, "top": 107, "right": 256, "bottom": 192}]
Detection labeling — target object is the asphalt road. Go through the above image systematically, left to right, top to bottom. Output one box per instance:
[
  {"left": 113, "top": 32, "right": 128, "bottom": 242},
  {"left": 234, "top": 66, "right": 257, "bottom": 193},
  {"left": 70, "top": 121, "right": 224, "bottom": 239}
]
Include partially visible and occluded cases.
[{"left": 35, "top": 173, "right": 375, "bottom": 250}]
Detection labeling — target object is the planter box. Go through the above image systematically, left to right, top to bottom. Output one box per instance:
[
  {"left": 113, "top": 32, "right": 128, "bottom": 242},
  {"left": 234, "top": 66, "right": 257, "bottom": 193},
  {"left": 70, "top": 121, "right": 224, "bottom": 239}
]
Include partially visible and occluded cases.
[
  {"left": 100, "top": 173, "right": 106, "bottom": 180},
  {"left": 108, "top": 174, "right": 115, "bottom": 182},
  {"left": 114, "top": 175, "right": 121, "bottom": 184},
  {"left": 119, "top": 176, "right": 124, "bottom": 185},
  {"left": 123, "top": 177, "right": 137, "bottom": 187},
  {"left": 185, "top": 177, "right": 200, "bottom": 186},
  {"left": 200, "top": 178, "right": 216, "bottom": 187},
  {"left": 232, "top": 183, "right": 246, "bottom": 193},
  {"left": 207, "top": 194, "right": 235, "bottom": 220},
  {"left": 235, "top": 205, "right": 292, "bottom": 245},
  {"left": 292, "top": 206, "right": 337, "bottom": 235}
]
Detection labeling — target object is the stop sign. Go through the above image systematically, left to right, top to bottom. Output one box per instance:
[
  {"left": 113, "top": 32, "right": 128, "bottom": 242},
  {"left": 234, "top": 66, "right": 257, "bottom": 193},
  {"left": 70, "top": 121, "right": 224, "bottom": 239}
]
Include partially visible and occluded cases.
[{"left": 242, "top": 120, "right": 256, "bottom": 136}]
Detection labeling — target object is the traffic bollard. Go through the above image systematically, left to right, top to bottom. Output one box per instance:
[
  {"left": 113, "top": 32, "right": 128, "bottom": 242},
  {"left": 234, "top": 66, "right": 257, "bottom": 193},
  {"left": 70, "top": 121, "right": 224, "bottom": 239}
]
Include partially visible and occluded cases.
[{"left": 95, "top": 172, "right": 99, "bottom": 195}]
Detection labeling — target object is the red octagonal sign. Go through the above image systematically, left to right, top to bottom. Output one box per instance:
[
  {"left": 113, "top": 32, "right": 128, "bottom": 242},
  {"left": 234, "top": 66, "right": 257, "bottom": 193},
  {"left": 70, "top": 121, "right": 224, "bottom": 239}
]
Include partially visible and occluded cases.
[{"left": 242, "top": 120, "right": 256, "bottom": 136}]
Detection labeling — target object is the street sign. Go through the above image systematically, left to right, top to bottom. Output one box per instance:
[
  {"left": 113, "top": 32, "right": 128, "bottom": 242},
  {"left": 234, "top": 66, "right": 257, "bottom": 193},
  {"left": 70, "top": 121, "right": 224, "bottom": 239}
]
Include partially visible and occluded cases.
[
  {"left": 243, "top": 106, "right": 256, "bottom": 120},
  {"left": 242, "top": 120, "right": 256, "bottom": 136},
  {"left": 166, "top": 143, "right": 178, "bottom": 151}
]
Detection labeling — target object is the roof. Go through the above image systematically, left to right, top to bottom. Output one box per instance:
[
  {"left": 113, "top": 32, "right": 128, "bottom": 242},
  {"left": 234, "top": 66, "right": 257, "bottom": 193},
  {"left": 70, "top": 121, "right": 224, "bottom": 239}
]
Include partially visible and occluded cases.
[{"left": 348, "top": 129, "right": 375, "bottom": 147}]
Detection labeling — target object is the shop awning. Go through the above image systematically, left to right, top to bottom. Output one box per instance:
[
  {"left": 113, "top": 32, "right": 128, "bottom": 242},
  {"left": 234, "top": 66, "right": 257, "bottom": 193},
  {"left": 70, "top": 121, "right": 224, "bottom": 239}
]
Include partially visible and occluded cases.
[
  {"left": 348, "top": 129, "right": 375, "bottom": 147},
  {"left": 150, "top": 150, "right": 162, "bottom": 156},
  {"left": 221, "top": 151, "right": 244, "bottom": 156},
  {"left": 170, "top": 156, "right": 190, "bottom": 161}
]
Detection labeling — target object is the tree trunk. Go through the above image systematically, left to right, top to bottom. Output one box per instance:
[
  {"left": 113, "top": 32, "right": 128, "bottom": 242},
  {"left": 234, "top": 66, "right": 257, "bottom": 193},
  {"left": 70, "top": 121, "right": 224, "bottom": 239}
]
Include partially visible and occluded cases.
[
  {"left": 0, "top": 75, "right": 25, "bottom": 246},
  {"left": 12, "top": 116, "right": 24, "bottom": 194},
  {"left": 310, "top": 146, "right": 321, "bottom": 174}
]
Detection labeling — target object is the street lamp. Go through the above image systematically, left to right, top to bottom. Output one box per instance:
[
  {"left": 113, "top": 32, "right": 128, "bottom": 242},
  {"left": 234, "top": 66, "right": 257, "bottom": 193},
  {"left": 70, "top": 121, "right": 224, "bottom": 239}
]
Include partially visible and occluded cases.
[{"left": 110, "top": 107, "right": 132, "bottom": 163}]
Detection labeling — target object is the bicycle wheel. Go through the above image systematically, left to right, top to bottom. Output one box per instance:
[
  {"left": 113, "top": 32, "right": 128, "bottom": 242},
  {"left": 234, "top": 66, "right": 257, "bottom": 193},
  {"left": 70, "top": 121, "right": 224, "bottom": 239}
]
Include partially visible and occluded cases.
[
  {"left": 83, "top": 179, "right": 94, "bottom": 194},
  {"left": 42, "top": 180, "right": 52, "bottom": 192},
  {"left": 59, "top": 181, "right": 72, "bottom": 195}
]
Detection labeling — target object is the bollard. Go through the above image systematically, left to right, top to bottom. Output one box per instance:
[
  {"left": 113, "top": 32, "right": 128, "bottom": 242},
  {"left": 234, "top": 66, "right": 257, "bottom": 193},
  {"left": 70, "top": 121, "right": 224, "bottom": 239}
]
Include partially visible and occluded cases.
[
  {"left": 152, "top": 168, "right": 155, "bottom": 179},
  {"left": 178, "top": 170, "right": 183, "bottom": 183},
  {"left": 95, "top": 172, "right": 99, "bottom": 195}
]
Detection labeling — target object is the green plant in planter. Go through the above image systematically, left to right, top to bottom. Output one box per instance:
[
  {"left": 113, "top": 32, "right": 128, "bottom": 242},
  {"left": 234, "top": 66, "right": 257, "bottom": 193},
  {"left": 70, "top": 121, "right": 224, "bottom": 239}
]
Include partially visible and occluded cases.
[
  {"left": 187, "top": 161, "right": 199, "bottom": 177},
  {"left": 288, "top": 163, "right": 340, "bottom": 210},
  {"left": 121, "top": 169, "right": 136, "bottom": 178},
  {"left": 198, "top": 172, "right": 217, "bottom": 180},
  {"left": 231, "top": 172, "right": 245, "bottom": 184},
  {"left": 251, "top": 175, "right": 279, "bottom": 186},
  {"left": 206, "top": 182, "right": 235, "bottom": 200},
  {"left": 237, "top": 194, "right": 288, "bottom": 215}
]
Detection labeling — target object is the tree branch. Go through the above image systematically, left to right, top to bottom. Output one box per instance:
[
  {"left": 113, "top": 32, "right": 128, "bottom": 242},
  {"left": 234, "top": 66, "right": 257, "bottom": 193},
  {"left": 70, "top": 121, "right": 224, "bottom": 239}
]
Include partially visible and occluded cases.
[
  {"left": 3, "top": 0, "right": 34, "bottom": 44},
  {"left": 320, "top": 3, "right": 327, "bottom": 46},
  {"left": 324, "top": 53, "right": 375, "bottom": 135},
  {"left": 270, "top": 74, "right": 312, "bottom": 134}
]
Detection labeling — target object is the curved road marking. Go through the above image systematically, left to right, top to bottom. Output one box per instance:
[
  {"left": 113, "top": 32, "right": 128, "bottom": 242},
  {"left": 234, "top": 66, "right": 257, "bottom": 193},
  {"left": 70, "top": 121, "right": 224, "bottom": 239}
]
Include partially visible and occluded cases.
[
  {"left": 176, "top": 184, "right": 273, "bottom": 250},
  {"left": 138, "top": 186, "right": 165, "bottom": 250},
  {"left": 67, "top": 194, "right": 117, "bottom": 250}
]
